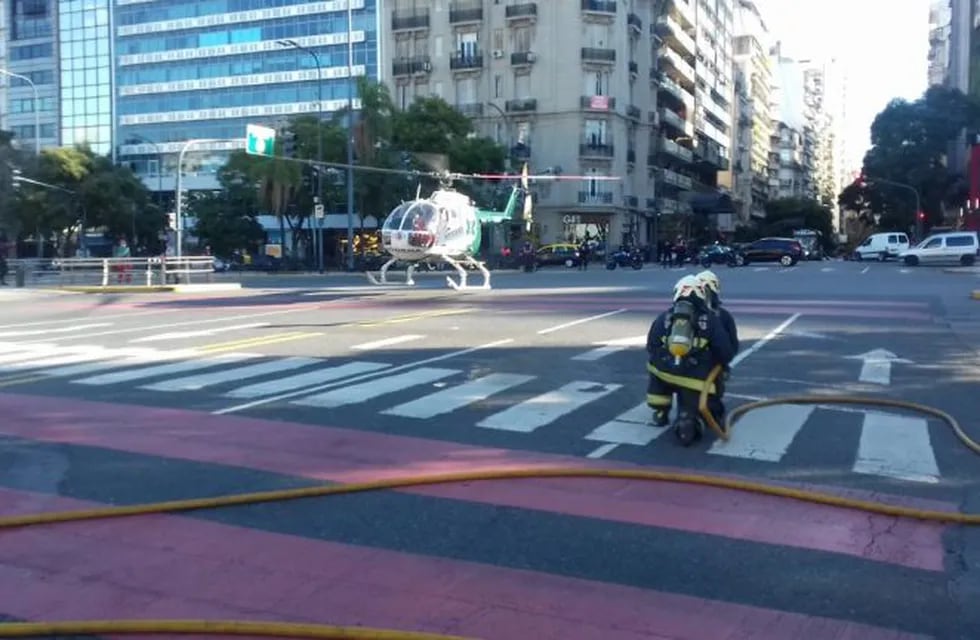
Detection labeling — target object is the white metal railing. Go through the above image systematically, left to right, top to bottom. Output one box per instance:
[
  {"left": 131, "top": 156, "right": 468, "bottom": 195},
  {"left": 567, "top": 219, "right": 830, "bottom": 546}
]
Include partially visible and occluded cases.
[{"left": 25, "top": 256, "right": 220, "bottom": 287}]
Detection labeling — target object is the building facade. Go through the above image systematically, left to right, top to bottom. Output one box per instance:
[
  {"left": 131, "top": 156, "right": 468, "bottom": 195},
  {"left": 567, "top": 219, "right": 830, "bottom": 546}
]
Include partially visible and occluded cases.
[
  {"left": 3, "top": 0, "right": 60, "bottom": 151},
  {"left": 59, "top": 0, "right": 112, "bottom": 157},
  {"left": 113, "top": 0, "right": 377, "bottom": 193},
  {"left": 379, "top": 0, "right": 733, "bottom": 249},
  {"left": 727, "top": 0, "right": 771, "bottom": 224},
  {"left": 928, "top": 0, "right": 952, "bottom": 87}
]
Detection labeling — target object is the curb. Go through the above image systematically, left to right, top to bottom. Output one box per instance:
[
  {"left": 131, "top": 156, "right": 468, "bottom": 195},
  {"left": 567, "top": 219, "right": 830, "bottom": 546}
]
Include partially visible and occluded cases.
[
  {"left": 943, "top": 267, "right": 980, "bottom": 274},
  {"left": 60, "top": 286, "right": 175, "bottom": 294}
]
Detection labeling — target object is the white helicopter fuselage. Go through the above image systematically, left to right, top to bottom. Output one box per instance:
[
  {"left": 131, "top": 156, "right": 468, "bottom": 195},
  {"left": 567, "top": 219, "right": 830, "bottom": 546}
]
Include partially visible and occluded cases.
[{"left": 380, "top": 190, "right": 481, "bottom": 262}]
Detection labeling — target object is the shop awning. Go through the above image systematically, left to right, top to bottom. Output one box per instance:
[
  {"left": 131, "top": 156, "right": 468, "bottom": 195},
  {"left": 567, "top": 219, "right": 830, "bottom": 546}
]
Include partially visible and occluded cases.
[{"left": 684, "top": 191, "right": 736, "bottom": 215}]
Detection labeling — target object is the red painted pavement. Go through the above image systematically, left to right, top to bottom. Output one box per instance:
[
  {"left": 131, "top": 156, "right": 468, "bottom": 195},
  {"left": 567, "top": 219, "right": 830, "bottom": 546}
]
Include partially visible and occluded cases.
[
  {"left": 0, "top": 392, "right": 949, "bottom": 572},
  {"left": 0, "top": 487, "right": 931, "bottom": 640}
]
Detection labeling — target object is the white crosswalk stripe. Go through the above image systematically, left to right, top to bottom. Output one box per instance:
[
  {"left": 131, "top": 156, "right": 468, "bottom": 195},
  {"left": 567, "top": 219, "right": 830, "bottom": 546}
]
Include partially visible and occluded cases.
[{"left": 0, "top": 338, "right": 948, "bottom": 485}]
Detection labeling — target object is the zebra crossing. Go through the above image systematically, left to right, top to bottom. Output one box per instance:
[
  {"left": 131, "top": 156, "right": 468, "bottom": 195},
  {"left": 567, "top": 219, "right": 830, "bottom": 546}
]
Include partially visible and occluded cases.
[{"left": 0, "top": 337, "right": 945, "bottom": 484}]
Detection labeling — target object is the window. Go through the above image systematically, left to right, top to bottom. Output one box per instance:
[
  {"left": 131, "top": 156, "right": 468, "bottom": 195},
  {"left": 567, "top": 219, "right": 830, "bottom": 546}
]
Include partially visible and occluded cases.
[
  {"left": 512, "top": 27, "right": 532, "bottom": 52},
  {"left": 493, "top": 29, "right": 504, "bottom": 50},
  {"left": 457, "top": 32, "right": 479, "bottom": 57},
  {"left": 584, "top": 71, "right": 610, "bottom": 96},
  {"left": 515, "top": 73, "right": 531, "bottom": 99},
  {"left": 494, "top": 74, "right": 502, "bottom": 98},
  {"left": 455, "top": 76, "right": 477, "bottom": 105},
  {"left": 585, "top": 119, "right": 607, "bottom": 145},
  {"left": 516, "top": 122, "right": 531, "bottom": 145},
  {"left": 947, "top": 235, "right": 976, "bottom": 247},
  {"left": 922, "top": 238, "right": 942, "bottom": 249}
]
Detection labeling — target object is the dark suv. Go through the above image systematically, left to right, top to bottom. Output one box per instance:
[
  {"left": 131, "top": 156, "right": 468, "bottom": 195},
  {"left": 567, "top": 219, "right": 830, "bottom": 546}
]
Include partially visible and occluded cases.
[{"left": 737, "top": 237, "right": 804, "bottom": 267}]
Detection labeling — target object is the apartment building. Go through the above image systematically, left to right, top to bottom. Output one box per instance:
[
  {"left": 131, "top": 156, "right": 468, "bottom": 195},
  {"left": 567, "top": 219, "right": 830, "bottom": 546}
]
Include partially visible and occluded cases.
[
  {"left": 3, "top": 0, "right": 60, "bottom": 151},
  {"left": 114, "top": 0, "right": 376, "bottom": 193},
  {"left": 381, "top": 0, "right": 734, "bottom": 247},
  {"left": 727, "top": 0, "right": 771, "bottom": 224},
  {"left": 927, "top": 0, "right": 951, "bottom": 87}
]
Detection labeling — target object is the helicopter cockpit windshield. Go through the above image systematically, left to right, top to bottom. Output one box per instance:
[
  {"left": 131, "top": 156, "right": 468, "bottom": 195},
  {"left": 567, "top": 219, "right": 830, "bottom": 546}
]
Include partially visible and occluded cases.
[{"left": 401, "top": 201, "right": 438, "bottom": 232}]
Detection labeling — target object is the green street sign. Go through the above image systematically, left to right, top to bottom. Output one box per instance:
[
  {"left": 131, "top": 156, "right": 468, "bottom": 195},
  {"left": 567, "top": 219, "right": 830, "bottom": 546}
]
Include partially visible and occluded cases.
[{"left": 245, "top": 124, "right": 276, "bottom": 157}]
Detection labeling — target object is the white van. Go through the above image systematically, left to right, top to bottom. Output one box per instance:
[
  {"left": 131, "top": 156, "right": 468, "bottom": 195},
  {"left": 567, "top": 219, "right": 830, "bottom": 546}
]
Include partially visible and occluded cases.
[
  {"left": 899, "top": 231, "right": 978, "bottom": 266},
  {"left": 853, "top": 232, "right": 910, "bottom": 261}
]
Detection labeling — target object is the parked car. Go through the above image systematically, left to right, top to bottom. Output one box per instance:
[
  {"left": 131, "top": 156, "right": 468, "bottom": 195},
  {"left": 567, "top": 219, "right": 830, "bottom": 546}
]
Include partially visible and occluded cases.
[
  {"left": 899, "top": 231, "right": 978, "bottom": 266},
  {"left": 853, "top": 232, "right": 910, "bottom": 261},
  {"left": 736, "top": 237, "right": 804, "bottom": 267},
  {"left": 535, "top": 243, "right": 582, "bottom": 268}
]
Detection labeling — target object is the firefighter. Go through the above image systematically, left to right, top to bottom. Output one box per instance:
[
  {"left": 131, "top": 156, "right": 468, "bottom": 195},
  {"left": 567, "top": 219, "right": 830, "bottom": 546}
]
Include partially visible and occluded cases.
[
  {"left": 697, "top": 270, "right": 739, "bottom": 353},
  {"left": 646, "top": 275, "right": 737, "bottom": 427}
]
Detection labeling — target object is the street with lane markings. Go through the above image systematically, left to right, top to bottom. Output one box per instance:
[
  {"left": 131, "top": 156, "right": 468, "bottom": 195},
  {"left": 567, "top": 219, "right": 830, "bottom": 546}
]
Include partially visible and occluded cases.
[{"left": 0, "top": 259, "right": 979, "bottom": 638}]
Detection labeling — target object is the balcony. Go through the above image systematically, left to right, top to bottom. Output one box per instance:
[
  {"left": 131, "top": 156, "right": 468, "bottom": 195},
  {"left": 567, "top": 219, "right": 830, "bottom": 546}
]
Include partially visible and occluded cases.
[
  {"left": 581, "top": 0, "right": 616, "bottom": 17},
  {"left": 668, "top": 0, "right": 696, "bottom": 29},
  {"left": 449, "top": 2, "right": 483, "bottom": 24},
  {"left": 506, "top": 2, "right": 537, "bottom": 21},
  {"left": 391, "top": 9, "right": 430, "bottom": 32},
  {"left": 627, "top": 12, "right": 642, "bottom": 33},
  {"left": 655, "top": 14, "right": 695, "bottom": 57},
  {"left": 581, "top": 47, "right": 616, "bottom": 64},
  {"left": 659, "top": 48, "right": 695, "bottom": 86},
  {"left": 511, "top": 51, "right": 536, "bottom": 66},
  {"left": 450, "top": 53, "right": 484, "bottom": 71},
  {"left": 392, "top": 56, "right": 432, "bottom": 77},
  {"left": 654, "top": 72, "right": 694, "bottom": 109},
  {"left": 580, "top": 95, "right": 615, "bottom": 111},
  {"left": 505, "top": 98, "right": 537, "bottom": 112},
  {"left": 456, "top": 103, "right": 484, "bottom": 118},
  {"left": 626, "top": 105, "right": 641, "bottom": 121},
  {"left": 659, "top": 107, "right": 693, "bottom": 136},
  {"left": 658, "top": 136, "right": 694, "bottom": 163},
  {"left": 510, "top": 142, "right": 531, "bottom": 162},
  {"left": 579, "top": 142, "right": 615, "bottom": 159},
  {"left": 659, "top": 167, "right": 693, "bottom": 190},
  {"left": 578, "top": 190, "right": 615, "bottom": 205}
]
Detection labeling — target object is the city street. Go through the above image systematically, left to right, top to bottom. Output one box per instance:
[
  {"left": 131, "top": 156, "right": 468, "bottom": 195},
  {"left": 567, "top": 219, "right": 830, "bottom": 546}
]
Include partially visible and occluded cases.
[{"left": 0, "top": 259, "right": 978, "bottom": 638}]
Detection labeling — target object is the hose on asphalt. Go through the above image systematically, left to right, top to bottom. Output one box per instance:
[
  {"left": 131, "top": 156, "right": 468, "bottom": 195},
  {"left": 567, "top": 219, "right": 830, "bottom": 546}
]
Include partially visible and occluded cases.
[
  {"left": 2, "top": 374, "right": 980, "bottom": 638},
  {"left": 0, "top": 620, "right": 472, "bottom": 640}
]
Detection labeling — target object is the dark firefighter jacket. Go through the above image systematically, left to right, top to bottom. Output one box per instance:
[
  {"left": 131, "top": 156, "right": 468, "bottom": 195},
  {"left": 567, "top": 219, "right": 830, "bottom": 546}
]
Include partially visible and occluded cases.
[
  {"left": 646, "top": 304, "right": 737, "bottom": 394},
  {"left": 717, "top": 305, "right": 739, "bottom": 354}
]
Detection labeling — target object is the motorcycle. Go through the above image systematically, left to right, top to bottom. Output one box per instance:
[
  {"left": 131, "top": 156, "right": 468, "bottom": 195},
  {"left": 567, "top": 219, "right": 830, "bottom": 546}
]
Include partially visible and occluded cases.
[
  {"left": 698, "top": 244, "right": 743, "bottom": 268},
  {"left": 606, "top": 248, "right": 644, "bottom": 270}
]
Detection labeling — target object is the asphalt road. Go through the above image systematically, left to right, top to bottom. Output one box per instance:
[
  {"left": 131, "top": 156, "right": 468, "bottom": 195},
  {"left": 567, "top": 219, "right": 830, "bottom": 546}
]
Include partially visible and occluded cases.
[{"left": 0, "top": 258, "right": 978, "bottom": 638}]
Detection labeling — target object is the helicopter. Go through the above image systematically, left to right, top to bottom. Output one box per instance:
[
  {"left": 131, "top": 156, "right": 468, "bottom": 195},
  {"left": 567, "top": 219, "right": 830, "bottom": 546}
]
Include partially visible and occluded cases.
[{"left": 364, "top": 158, "right": 623, "bottom": 291}]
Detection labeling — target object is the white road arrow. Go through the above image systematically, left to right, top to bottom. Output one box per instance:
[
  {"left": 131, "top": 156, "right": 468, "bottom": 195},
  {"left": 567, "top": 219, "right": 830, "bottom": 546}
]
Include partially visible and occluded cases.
[{"left": 846, "top": 349, "right": 913, "bottom": 385}]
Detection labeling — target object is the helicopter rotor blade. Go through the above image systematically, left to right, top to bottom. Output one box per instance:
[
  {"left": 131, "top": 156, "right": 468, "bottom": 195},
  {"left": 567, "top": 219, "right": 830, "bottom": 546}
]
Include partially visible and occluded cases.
[{"left": 448, "top": 172, "right": 623, "bottom": 181}]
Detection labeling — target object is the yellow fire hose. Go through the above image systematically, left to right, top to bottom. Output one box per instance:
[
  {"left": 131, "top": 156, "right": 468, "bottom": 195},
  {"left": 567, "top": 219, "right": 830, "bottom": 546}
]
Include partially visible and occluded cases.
[
  {"left": 2, "top": 372, "right": 980, "bottom": 638},
  {"left": 0, "top": 620, "right": 471, "bottom": 639}
]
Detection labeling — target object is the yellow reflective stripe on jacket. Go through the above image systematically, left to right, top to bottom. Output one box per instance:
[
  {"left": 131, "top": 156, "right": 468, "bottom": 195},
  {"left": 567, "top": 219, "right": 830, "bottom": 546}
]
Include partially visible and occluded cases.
[
  {"left": 660, "top": 336, "right": 710, "bottom": 349},
  {"left": 646, "top": 362, "right": 717, "bottom": 394},
  {"left": 646, "top": 393, "right": 672, "bottom": 407}
]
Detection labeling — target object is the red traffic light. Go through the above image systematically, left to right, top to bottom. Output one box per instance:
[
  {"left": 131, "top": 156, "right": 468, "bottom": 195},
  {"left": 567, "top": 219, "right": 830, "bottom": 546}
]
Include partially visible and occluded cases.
[{"left": 917, "top": 211, "right": 926, "bottom": 220}]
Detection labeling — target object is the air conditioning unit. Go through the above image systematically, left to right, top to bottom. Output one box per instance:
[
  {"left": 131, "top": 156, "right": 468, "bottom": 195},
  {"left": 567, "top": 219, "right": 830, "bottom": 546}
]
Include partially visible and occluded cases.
[
  {"left": 492, "top": 49, "right": 504, "bottom": 59},
  {"left": 526, "top": 51, "right": 536, "bottom": 62}
]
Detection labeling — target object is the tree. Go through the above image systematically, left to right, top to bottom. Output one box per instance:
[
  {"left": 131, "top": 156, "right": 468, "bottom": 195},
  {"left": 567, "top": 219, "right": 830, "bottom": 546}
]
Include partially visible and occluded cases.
[
  {"left": 851, "top": 86, "right": 980, "bottom": 231},
  {"left": 0, "top": 131, "right": 26, "bottom": 243},
  {"left": 4, "top": 144, "right": 161, "bottom": 255},
  {"left": 761, "top": 197, "right": 836, "bottom": 251}
]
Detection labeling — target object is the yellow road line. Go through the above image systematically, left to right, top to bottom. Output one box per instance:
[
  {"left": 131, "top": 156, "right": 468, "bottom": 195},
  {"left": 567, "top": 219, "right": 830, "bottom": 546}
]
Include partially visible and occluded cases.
[
  {"left": 355, "top": 307, "right": 473, "bottom": 328},
  {"left": 196, "top": 332, "right": 323, "bottom": 354}
]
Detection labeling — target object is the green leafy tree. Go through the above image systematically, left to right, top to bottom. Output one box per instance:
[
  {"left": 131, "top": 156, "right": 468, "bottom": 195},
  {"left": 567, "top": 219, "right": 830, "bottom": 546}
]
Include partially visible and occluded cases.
[
  {"left": 852, "top": 86, "right": 980, "bottom": 231},
  {"left": 391, "top": 96, "right": 474, "bottom": 154},
  {"left": 0, "top": 130, "right": 27, "bottom": 243},
  {"left": 761, "top": 197, "right": 836, "bottom": 251}
]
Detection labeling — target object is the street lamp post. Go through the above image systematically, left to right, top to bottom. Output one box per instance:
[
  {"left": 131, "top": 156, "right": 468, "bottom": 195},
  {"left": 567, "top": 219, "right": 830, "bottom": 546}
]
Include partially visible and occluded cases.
[
  {"left": 345, "top": 0, "right": 356, "bottom": 272},
  {"left": 276, "top": 39, "right": 325, "bottom": 273},
  {"left": 0, "top": 69, "right": 40, "bottom": 156},
  {"left": 175, "top": 139, "right": 223, "bottom": 258},
  {"left": 868, "top": 176, "right": 923, "bottom": 238}
]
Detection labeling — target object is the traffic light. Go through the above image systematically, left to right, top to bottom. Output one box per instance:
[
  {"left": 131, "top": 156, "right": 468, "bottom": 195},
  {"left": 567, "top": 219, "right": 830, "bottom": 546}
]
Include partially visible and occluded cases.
[
  {"left": 280, "top": 127, "right": 296, "bottom": 158},
  {"left": 917, "top": 211, "right": 926, "bottom": 221}
]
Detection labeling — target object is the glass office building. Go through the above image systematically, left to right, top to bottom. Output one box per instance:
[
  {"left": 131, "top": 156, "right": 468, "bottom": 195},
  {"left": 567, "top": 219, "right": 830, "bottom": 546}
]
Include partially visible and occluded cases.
[
  {"left": 4, "top": 0, "right": 60, "bottom": 149},
  {"left": 59, "top": 0, "right": 113, "bottom": 156},
  {"left": 113, "top": 0, "right": 378, "bottom": 190}
]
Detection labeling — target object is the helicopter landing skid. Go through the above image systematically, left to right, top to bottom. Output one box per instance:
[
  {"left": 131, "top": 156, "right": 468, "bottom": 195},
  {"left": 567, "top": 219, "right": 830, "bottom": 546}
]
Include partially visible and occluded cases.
[
  {"left": 444, "top": 255, "right": 491, "bottom": 291},
  {"left": 365, "top": 258, "right": 418, "bottom": 286}
]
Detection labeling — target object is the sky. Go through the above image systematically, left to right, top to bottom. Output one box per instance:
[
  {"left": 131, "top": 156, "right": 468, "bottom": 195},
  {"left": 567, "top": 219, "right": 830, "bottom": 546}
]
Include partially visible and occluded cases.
[{"left": 753, "top": 0, "right": 931, "bottom": 172}]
